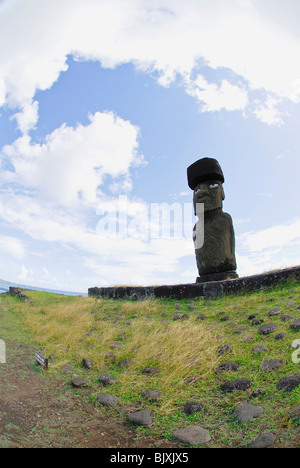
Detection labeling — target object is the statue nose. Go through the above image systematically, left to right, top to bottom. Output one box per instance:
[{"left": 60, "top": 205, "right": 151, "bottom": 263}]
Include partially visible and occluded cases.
[{"left": 196, "top": 188, "right": 209, "bottom": 198}]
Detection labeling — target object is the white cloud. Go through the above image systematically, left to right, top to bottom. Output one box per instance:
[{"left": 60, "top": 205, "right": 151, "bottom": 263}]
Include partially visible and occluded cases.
[
  {"left": 1, "top": 0, "right": 300, "bottom": 130},
  {"left": 185, "top": 75, "right": 248, "bottom": 112},
  {"left": 253, "top": 96, "right": 286, "bottom": 126},
  {"left": 11, "top": 100, "right": 39, "bottom": 134},
  {"left": 1, "top": 111, "right": 143, "bottom": 206},
  {"left": 276, "top": 150, "right": 290, "bottom": 160},
  {"left": 0, "top": 189, "right": 194, "bottom": 287},
  {"left": 235, "top": 218, "right": 300, "bottom": 277},
  {"left": 239, "top": 219, "right": 300, "bottom": 252},
  {"left": 0, "top": 234, "right": 25, "bottom": 259},
  {"left": 18, "top": 264, "right": 33, "bottom": 282}
]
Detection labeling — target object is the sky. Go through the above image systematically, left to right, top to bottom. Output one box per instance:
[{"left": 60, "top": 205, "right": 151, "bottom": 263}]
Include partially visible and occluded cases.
[{"left": 0, "top": 0, "right": 300, "bottom": 293}]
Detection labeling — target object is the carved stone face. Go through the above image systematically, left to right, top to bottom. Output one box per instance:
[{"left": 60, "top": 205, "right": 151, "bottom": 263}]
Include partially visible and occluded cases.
[{"left": 193, "top": 179, "right": 225, "bottom": 214}]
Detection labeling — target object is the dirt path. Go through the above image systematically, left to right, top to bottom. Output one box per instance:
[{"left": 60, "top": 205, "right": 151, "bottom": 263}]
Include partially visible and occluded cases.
[
  {"left": 0, "top": 307, "right": 176, "bottom": 449},
  {"left": 0, "top": 340, "right": 179, "bottom": 448}
]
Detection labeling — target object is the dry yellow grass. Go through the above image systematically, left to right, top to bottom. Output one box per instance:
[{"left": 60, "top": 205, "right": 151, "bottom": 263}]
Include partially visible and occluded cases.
[
  {"left": 14, "top": 294, "right": 222, "bottom": 414},
  {"left": 114, "top": 319, "right": 221, "bottom": 413}
]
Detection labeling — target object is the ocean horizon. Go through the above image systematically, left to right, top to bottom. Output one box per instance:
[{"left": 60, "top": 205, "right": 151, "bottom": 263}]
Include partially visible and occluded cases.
[{"left": 0, "top": 279, "right": 87, "bottom": 297}]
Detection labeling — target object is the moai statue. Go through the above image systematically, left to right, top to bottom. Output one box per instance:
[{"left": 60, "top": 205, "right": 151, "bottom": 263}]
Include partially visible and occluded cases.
[{"left": 187, "top": 157, "right": 238, "bottom": 283}]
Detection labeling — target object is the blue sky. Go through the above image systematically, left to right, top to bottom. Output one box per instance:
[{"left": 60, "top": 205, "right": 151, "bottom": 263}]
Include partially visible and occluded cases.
[{"left": 0, "top": 0, "right": 300, "bottom": 293}]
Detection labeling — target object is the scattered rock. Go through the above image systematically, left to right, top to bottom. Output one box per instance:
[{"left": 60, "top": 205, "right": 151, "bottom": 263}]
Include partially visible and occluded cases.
[
  {"left": 9, "top": 287, "right": 32, "bottom": 303},
  {"left": 268, "top": 307, "right": 282, "bottom": 316},
  {"left": 173, "top": 313, "right": 183, "bottom": 320},
  {"left": 181, "top": 313, "right": 190, "bottom": 320},
  {"left": 248, "top": 313, "right": 257, "bottom": 320},
  {"left": 196, "top": 314, "right": 206, "bottom": 320},
  {"left": 281, "top": 314, "right": 293, "bottom": 322},
  {"left": 220, "top": 315, "right": 230, "bottom": 322},
  {"left": 251, "top": 318, "right": 264, "bottom": 325},
  {"left": 290, "top": 319, "right": 300, "bottom": 330},
  {"left": 258, "top": 323, "right": 278, "bottom": 335},
  {"left": 233, "top": 327, "right": 244, "bottom": 334},
  {"left": 275, "top": 332, "right": 285, "bottom": 340},
  {"left": 117, "top": 333, "right": 127, "bottom": 340},
  {"left": 240, "top": 335, "right": 253, "bottom": 342},
  {"left": 110, "top": 341, "right": 124, "bottom": 349},
  {"left": 217, "top": 343, "right": 232, "bottom": 355},
  {"left": 252, "top": 345, "right": 269, "bottom": 354},
  {"left": 105, "top": 352, "right": 117, "bottom": 363},
  {"left": 82, "top": 358, "right": 93, "bottom": 369},
  {"left": 118, "top": 358, "right": 134, "bottom": 368},
  {"left": 259, "top": 359, "right": 284, "bottom": 372},
  {"left": 215, "top": 361, "right": 240, "bottom": 373},
  {"left": 61, "top": 364, "right": 72, "bottom": 374},
  {"left": 142, "top": 367, "right": 160, "bottom": 375},
  {"left": 98, "top": 374, "right": 118, "bottom": 385},
  {"left": 277, "top": 374, "right": 300, "bottom": 392},
  {"left": 184, "top": 376, "right": 202, "bottom": 384},
  {"left": 71, "top": 377, "right": 88, "bottom": 388},
  {"left": 220, "top": 378, "right": 251, "bottom": 392},
  {"left": 251, "top": 388, "right": 266, "bottom": 397},
  {"left": 141, "top": 389, "right": 161, "bottom": 402},
  {"left": 96, "top": 393, "right": 119, "bottom": 406},
  {"left": 183, "top": 401, "right": 204, "bottom": 415},
  {"left": 233, "top": 404, "right": 264, "bottom": 422},
  {"left": 288, "top": 405, "right": 300, "bottom": 421},
  {"left": 128, "top": 409, "right": 153, "bottom": 426},
  {"left": 173, "top": 426, "right": 211, "bottom": 446},
  {"left": 247, "top": 432, "right": 275, "bottom": 448}
]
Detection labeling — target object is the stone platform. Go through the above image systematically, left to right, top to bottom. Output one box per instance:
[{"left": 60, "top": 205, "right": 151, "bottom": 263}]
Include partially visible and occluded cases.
[{"left": 88, "top": 266, "right": 300, "bottom": 301}]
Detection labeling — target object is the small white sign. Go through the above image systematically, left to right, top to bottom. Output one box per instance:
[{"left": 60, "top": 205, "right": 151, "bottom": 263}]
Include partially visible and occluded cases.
[
  {"left": 0, "top": 339, "right": 6, "bottom": 364},
  {"left": 35, "top": 351, "right": 48, "bottom": 369}
]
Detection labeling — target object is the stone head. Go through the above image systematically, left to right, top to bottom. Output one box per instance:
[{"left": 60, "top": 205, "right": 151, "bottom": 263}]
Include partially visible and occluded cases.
[
  {"left": 187, "top": 157, "right": 225, "bottom": 214},
  {"left": 193, "top": 179, "right": 225, "bottom": 214}
]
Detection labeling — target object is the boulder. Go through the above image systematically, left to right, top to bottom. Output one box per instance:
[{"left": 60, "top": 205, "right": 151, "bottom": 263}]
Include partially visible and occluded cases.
[
  {"left": 258, "top": 323, "right": 277, "bottom": 335},
  {"left": 259, "top": 359, "right": 283, "bottom": 372},
  {"left": 277, "top": 374, "right": 300, "bottom": 392},
  {"left": 220, "top": 378, "right": 251, "bottom": 392},
  {"left": 96, "top": 393, "right": 119, "bottom": 406},
  {"left": 233, "top": 404, "right": 264, "bottom": 423},
  {"left": 128, "top": 410, "right": 153, "bottom": 426},
  {"left": 173, "top": 426, "right": 211, "bottom": 446},
  {"left": 247, "top": 432, "right": 275, "bottom": 448}
]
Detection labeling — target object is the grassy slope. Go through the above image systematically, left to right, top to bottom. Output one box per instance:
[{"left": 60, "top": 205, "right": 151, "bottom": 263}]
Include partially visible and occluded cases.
[{"left": 1, "top": 279, "right": 299, "bottom": 448}]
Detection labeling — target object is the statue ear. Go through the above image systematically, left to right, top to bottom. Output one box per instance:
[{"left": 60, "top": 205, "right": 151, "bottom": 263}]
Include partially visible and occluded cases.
[{"left": 221, "top": 186, "right": 225, "bottom": 201}]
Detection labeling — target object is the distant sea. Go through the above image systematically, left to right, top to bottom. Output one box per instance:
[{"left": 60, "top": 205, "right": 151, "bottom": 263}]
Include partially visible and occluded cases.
[{"left": 0, "top": 279, "right": 86, "bottom": 296}]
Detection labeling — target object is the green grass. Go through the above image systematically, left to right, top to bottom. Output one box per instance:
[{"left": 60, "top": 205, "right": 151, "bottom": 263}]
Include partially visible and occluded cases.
[{"left": 0, "top": 278, "right": 299, "bottom": 448}]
